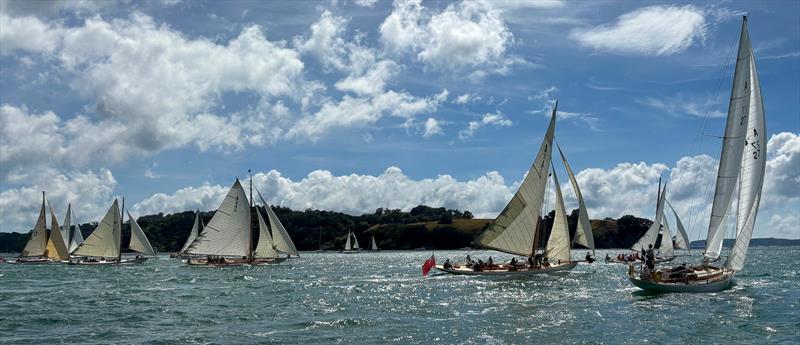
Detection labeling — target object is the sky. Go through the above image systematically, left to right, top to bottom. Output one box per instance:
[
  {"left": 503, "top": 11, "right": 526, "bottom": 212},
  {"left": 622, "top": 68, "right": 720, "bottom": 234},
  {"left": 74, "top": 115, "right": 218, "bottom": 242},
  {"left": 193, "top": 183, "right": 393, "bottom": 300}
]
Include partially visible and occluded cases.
[{"left": 0, "top": 0, "right": 798, "bottom": 241}]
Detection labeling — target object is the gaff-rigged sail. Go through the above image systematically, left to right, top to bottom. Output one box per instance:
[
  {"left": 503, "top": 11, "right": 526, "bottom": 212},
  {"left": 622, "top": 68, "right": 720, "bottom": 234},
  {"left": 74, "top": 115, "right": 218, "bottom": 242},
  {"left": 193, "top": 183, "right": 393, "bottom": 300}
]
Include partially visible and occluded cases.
[{"left": 475, "top": 102, "right": 558, "bottom": 257}]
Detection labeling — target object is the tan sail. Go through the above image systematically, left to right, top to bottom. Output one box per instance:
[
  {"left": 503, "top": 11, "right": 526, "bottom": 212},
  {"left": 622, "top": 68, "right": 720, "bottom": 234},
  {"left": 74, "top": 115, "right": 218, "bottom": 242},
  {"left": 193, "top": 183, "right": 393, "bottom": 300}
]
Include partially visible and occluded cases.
[
  {"left": 21, "top": 192, "right": 48, "bottom": 257},
  {"left": 73, "top": 200, "right": 122, "bottom": 258},
  {"left": 45, "top": 203, "right": 70, "bottom": 260}
]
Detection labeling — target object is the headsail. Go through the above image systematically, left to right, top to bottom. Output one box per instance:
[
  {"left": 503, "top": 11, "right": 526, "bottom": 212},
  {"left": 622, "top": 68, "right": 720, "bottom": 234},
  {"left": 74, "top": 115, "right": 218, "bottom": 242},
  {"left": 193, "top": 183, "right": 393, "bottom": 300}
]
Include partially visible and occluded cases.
[
  {"left": 725, "top": 17, "right": 766, "bottom": 271},
  {"left": 705, "top": 18, "right": 756, "bottom": 262},
  {"left": 476, "top": 102, "right": 558, "bottom": 256},
  {"left": 557, "top": 144, "right": 595, "bottom": 253},
  {"left": 545, "top": 166, "right": 571, "bottom": 263},
  {"left": 186, "top": 179, "right": 251, "bottom": 257},
  {"left": 631, "top": 183, "right": 668, "bottom": 251},
  {"left": 21, "top": 192, "right": 48, "bottom": 257},
  {"left": 73, "top": 200, "right": 121, "bottom": 258},
  {"left": 665, "top": 200, "right": 689, "bottom": 250},
  {"left": 45, "top": 203, "right": 70, "bottom": 260},
  {"left": 265, "top": 203, "right": 299, "bottom": 257},
  {"left": 62, "top": 204, "right": 72, "bottom": 248},
  {"left": 254, "top": 208, "right": 279, "bottom": 258},
  {"left": 127, "top": 210, "right": 156, "bottom": 256},
  {"left": 179, "top": 210, "right": 202, "bottom": 253},
  {"left": 69, "top": 211, "right": 85, "bottom": 254},
  {"left": 659, "top": 211, "right": 674, "bottom": 258},
  {"left": 344, "top": 230, "right": 352, "bottom": 250},
  {"left": 352, "top": 232, "right": 360, "bottom": 250},
  {"left": 370, "top": 236, "right": 378, "bottom": 250}
]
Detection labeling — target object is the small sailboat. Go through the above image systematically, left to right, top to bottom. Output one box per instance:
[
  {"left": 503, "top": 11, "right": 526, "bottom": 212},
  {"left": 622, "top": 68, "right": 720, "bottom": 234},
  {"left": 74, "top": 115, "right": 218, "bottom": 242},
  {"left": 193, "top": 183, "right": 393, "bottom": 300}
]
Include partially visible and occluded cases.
[
  {"left": 629, "top": 16, "right": 766, "bottom": 293},
  {"left": 436, "top": 102, "right": 593, "bottom": 275},
  {"left": 622, "top": 180, "right": 676, "bottom": 264},
  {"left": 11, "top": 192, "right": 62, "bottom": 264},
  {"left": 70, "top": 199, "right": 157, "bottom": 265},
  {"left": 172, "top": 210, "right": 204, "bottom": 258},
  {"left": 340, "top": 230, "right": 361, "bottom": 254},
  {"left": 369, "top": 236, "right": 380, "bottom": 251}
]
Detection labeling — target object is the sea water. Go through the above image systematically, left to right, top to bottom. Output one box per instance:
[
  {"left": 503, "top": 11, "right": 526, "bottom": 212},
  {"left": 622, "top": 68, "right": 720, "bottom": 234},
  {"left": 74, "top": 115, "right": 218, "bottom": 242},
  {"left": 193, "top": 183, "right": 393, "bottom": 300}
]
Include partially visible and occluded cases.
[{"left": 1, "top": 247, "right": 798, "bottom": 344}]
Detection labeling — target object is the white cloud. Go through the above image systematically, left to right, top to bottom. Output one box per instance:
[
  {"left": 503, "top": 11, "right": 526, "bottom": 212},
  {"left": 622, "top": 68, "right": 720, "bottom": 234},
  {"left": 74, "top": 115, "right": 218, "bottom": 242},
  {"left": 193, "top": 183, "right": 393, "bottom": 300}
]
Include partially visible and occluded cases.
[
  {"left": 354, "top": 0, "right": 379, "bottom": 8},
  {"left": 490, "top": 0, "right": 565, "bottom": 10},
  {"left": 570, "top": 5, "right": 708, "bottom": 56},
  {"left": 0, "top": 13, "right": 60, "bottom": 54},
  {"left": 527, "top": 86, "right": 601, "bottom": 129},
  {"left": 453, "top": 93, "right": 481, "bottom": 105},
  {"left": 637, "top": 96, "right": 726, "bottom": 118},
  {"left": 458, "top": 111, "right": 512, "bottom": 139},
  {"left": 423, "top": 117, "right": 443, "bottom": 138},
  {"left": 764, "top": 132, "right": 800, "bottom": 201},
  {"left": 132, "top": 183, "right": 228, "bottom": 216},
  {"left": 767, "top": 214, "right": 799, "bottom": 238}
]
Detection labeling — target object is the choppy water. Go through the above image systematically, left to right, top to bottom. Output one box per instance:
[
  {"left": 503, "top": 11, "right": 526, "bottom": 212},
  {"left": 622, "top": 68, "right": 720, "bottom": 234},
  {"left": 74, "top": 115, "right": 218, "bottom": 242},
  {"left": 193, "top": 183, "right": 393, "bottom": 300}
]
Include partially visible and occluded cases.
[{"left": 1, "top": 247, "right": 798, "bottom": 344}]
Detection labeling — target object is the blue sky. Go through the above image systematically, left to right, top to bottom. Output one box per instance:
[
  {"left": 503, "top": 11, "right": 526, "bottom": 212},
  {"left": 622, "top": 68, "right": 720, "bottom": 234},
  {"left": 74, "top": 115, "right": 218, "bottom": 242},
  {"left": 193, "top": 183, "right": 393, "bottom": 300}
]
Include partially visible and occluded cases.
[{"left": 0, "top": 0, "right": 798, "bottom": 240}]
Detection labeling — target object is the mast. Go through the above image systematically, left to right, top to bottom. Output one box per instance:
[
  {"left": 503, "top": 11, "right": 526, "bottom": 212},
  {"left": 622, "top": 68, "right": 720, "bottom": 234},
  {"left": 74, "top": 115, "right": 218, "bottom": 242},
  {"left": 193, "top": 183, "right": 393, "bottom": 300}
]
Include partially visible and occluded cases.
[
  {"left": 248, "top": 170, "right": 254, "bottom": 262},
  {"left": 119, "top": 197, "right": 124, "bottom": 262},
  {"left": 319, "top": 226, "right": 322, "bottom": 250}
]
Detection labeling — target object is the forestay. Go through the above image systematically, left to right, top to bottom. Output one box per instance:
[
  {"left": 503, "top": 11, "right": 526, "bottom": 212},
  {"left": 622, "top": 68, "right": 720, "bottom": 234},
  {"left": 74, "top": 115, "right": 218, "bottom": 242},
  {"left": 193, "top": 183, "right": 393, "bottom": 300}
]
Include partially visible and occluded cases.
[
  {"left": 725, "top": 18, "right": 766, "bottom": 271},
  {"left": 476, "top": 102, "right": 558, "bottom": 257},
  {"left": 558, "top": 144, "right": 595, "bottom": 252},
  {"left": 545, "top": 167, "right": 571, "bottom": 263},
  {"left": 186, "top": 180, "right": 251, "bottom": 257},
  {"left": 21, "top": 195, "right": 48, "bottom": 257},
  {"left": 73, "top": 200, "right": 121, "bottom": 258},
  {"left": 254, "top": 208, "right": 279, "bottom": 258},
  {"left": 128, "top": 210, "right": 156, "bottom": 256}
]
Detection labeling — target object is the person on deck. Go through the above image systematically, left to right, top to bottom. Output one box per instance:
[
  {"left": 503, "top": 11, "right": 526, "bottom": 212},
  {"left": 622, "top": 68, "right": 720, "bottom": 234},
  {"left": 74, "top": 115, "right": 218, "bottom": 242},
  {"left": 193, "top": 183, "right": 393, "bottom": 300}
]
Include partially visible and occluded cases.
[
  {"left": 645, "top": 244, "right": 655, "bottom": 270},
  {"left": 585, "top": 252, "right": 594, "bottom": 263},
  {"left": 605, "top": 254, "right": 611, "bottom": 262},
  {"left": 466, "top": 255, "right": 473, "bottom": 265},
  {"left": 528, "top": 256, "right": 534, "bottom": 268},
  {"left": 487, "top": 257, "right": 494, "bottom": 265},
  {"left": 510, "top": 257, "right": 518, "bottom": 266},
  {"left": 542, "top": 257, "right": 550, "bottom": 267},
  {"left": 443, "top": 259, "right": 452, "bottom": 269}
]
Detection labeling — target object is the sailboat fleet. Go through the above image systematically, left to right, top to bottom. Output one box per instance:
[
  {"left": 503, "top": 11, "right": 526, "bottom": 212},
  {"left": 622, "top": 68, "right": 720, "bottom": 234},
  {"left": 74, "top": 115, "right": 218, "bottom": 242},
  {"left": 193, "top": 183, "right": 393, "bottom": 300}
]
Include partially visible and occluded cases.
[{"left": 3, "top": 17, "right": 768, "bottom": 293}]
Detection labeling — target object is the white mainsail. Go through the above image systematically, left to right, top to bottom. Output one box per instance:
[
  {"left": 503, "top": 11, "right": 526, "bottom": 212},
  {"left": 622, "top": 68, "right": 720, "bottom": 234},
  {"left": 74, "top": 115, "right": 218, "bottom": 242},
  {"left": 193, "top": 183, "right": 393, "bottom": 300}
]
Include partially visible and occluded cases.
[
  {"left": 704, "top": 18, "right": 757, "bottom": 262},
  {"left": 725, "top": 18, "right": 766, "bottom": 271},
  {"left": 476, "top": 102, "right": 558, "bottom": 256},
  {"left": 557, "top": 144, "right": 595, "bottom": 252},
  {"left": 545, "top": 166, "right": 571, "bottom": 263},
  {"left": 186, "top": 179, "right": 251, "bottom": 257},
  {"left": 631, "top": 184, "right": 668, "bottom": 251},
  {"left": 21, "top": 193, "right": 48, "bottom": 257},
  {"left": 73, "top": 200, "right": 122, "bottom": 258},
  {"left": 665, "top": 200, "right": 689, "bottom": 250},
  {"left": 45, "top": 203, "right": 70, "bottom": 260},
  {"left": 265, "top": 203, "right": 299, "bottom": 257},
  {"left": 254, "top": 208, "right": 279, "bottom": 258},
  {"left": 127, "top": 210, "right": 156, "bottom": 256},
  {"left": 179, "top": 210, "right": 202, "bottom": 253},
  {"left": 659, "top": 213, "right": 675, "bottom": 258},
  {"left": 344, "top": 231, "right": 352, "bottom": 250},
  {"left": 352, "top": 232, "right": 360, "bottom": 250},
  {"left": 370, "top": 236, "right": 378, "bottom": 250}
]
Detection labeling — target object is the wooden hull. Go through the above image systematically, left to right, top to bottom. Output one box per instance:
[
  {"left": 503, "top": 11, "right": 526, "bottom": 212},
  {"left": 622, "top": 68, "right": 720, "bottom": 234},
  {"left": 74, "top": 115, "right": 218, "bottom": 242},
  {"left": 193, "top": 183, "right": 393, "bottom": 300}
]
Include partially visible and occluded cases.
[
  {"left": 6, "top": 257, "right": 52, "bottom": 264},
  {"left": 68, "top": 260, "right": 119, "bottom": 265},
  {"left": 436, "top": 262, "right": 578, "bottom": 276},
  {"left": 629, "top": 267, "right": 735, "bottom": 293}
]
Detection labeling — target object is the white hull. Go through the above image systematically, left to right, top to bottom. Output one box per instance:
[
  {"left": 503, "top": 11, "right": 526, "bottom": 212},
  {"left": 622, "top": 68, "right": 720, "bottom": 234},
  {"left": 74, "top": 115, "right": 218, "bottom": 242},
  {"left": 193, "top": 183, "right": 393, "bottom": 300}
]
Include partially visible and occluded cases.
[
  {"left": 340, "top": 250, "right": 361, "bottom": 254},
  {"left": 436, "top": 262, "right": 577, "bottom": 276}
]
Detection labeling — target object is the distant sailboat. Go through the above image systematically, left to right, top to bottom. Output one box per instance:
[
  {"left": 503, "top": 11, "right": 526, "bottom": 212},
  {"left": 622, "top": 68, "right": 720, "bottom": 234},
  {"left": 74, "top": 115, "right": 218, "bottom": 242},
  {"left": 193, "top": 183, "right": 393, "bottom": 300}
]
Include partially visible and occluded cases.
[
  {"left": 629, "top": 16, "right": 766, "bottom": 292},
  {"left": 436, "top": 102, "right": 593, "bottom": 275},
  {"left": 627, "top": 179, "right": 676, "bottom": 263},
  {"left": 12, "top": 192, "right": 54, "bottom": 264},
  {"left": 70, "top": 199, "right": 156, "bottom": 265},
  {"left": 64, "top": 204, "right": 85, "bottom": 254},
  {"left": 341, "top": 230, "right": 361, "bottom": 254},
  {"left": 369, "top": 236, "right": 379, "bottom": 251}
]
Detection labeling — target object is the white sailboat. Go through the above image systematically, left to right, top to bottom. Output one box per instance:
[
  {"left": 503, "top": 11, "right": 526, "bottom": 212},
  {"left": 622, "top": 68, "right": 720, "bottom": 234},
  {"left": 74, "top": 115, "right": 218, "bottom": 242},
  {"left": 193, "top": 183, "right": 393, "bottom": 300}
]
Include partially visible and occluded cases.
[
  {"left": 629, "top": 16, "right": 766, "bottom": 292},
  {"left": 436, "top": 102, "right": 590, "bottom": 275},
  {"left": 623, "top": 180, "right": 676, "bottom": 263},
  {"left": 12, "top": 192, "right": 53, "bottom": 264},
  {"left": 70, "top": 199, "right": 157, "bottom": 265},
  {"left": 64, "top": 204, "right": 85, "bottom": 254},
  {"left": 341, "top": 230, "right": 361, "bottom": 253},
  {"left": 369, "top": 236, "right": 379, "bottom": 251}
]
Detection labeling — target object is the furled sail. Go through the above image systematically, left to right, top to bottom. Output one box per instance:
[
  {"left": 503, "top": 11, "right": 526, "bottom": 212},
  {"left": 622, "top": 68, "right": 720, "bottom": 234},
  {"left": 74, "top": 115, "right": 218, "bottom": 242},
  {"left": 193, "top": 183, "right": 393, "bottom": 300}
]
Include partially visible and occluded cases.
[
  {"left": 705, "top": 18, "right": 755, "bottom": 262},
  {"left": 725, "top": 18, "right": 766, "bottom": 271},
  {"left": 476, "top": 102, "right": 558, "bottom": 256},
  {"left": 557, "top": 144, "right": 595, "bottom": 252},
  {"left": 545, "top": 166, "right": 571, "bottom": 263},
  {"left": 186, "top": 179, "right": 251, "bottom": 257},
  {"left": 631, "top": 184, "right": 668, "bottom": 251},
  {"left": 21, "top": 193, "right": 48, "bottom": 257},
  {"left": 73, "top": 200, "right": 121, "bottom": 258},
  {"left": 665, "top": 200, "right": 689, "bottom": 250},
  {"left": 45, "top": 203, "right": 70, "bottom": 260},
  {"left": 265, "top": 203, "right": 299, "bottom": 257},
  {"left": 254, "top": 208, "right": 278, "bottom": 258},
  {"left": 127, "top": 210, "right": 156, "bottom": 256},
  {"left": 180, "top": 210, "right": 202, "bottom": 253},
  {"left": 659, "top": 212, "right": 674, "bottom": 258},
  {"left": 344, "top": 230, "right": 352, "bottom": 250},
  {"left": 370, "top": 236, "right": 378, "bottom": 250}
]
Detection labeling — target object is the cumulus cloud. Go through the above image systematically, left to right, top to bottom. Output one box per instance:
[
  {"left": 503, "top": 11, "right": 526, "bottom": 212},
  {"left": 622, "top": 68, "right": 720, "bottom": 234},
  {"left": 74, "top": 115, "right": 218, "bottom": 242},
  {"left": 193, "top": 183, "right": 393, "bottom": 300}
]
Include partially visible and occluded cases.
[
  {"left": 353, "top": 0, "right": 379, "bottom": 8},
  {"left": 570, "top": 5, "right": 708, "bottom": 56},
  {"left": 0, "top": 13, "right": 60, "bottom": 54},
  {"left": 527, "top": 86, "right": 600, "bottom": 129},
  {"left": 453, "top": 93, "right": 481, "bottom": 105},
  {"left": 637, "top": 96, "right": 726, "bottom": 118},
  {"left": 458, "top": 111, "right": 512, "bottom": 139},
  {"left": 422, "top": 117, "right": 443, "bottom": 138},
  {"left": 132, "top": 183, "right": 229, "bottom": 216}
]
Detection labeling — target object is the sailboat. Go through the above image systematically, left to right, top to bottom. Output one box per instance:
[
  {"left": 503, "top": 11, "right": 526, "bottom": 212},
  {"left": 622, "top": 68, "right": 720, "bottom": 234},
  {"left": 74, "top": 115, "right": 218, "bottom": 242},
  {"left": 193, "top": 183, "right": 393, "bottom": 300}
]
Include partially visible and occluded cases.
[
  {"left": 629, "top": 16, "right": 766, "bottom": 293},
  {"left": 436, "top": 102, "right": 594, "bottom": 275},
  {"left": 184, "top": 176, "right": 298, "bottom": 266},
  {"left": 615, "top": 180, "right": 676, "bottom": 264},
  {"left": 11, "top": 192, "right": 69, "bottom": 264},
  {"left": 70, "top": 199, "right": 157, "bottom": 265},
  {"left": 64, "top": 204, "right": 85, "bottom": 254},
  {"left": 172, "top": 210, "right": 204, "bottom": 258},
  {"left": 340, "top": 230, "right": 361, "bottom": 254},
  {"left": 369, "top": 236, "right": 380, "bottom": 251}
]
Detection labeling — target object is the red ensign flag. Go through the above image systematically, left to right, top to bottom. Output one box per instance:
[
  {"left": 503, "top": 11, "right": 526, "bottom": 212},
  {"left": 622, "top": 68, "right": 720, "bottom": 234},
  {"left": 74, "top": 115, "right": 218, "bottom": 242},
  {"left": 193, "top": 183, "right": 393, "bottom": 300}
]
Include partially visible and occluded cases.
[{"left": 422, "top": 254, "right": 435, "bottom": 276}]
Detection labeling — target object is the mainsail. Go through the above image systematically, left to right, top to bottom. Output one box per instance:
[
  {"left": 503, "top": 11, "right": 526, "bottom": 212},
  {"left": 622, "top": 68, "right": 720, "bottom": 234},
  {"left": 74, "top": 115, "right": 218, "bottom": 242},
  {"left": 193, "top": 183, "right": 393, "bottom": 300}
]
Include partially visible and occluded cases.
[
  {"left": 725, "top": 17, "right": 766, "bottom": 271},
  {"left": 704, "top": 18, "right": 758, "bottom": 262},
  {"left": 476, "top": 102, "right": 558, "bottom": 256},
  {"left": 557, "top": 144, "right": 595, "bottom": 253},
  {"left": 544, "top": 166, "right": 571, "bottom": 263},
  {"left": 186, "top": 179, "right": 251, "bottom": 257},
  {"left": 631, "top": 183, "right": 668, "bottom": 251},
  {"left": 21, "top": 193, "right": 48, "bottom": 257},
  {"left": 73, "top": 200, "right": 122, "bottom": 258},
  {"left": 665, "top": 200, "right": 689, "bottom": 250},
  {"left": 45, "top": 203, "right": 70, "bottom": 260},
  {"left": 265, "top": 203, "right": 299, "bottom": 257},
  {"left": 254, "top": 208, "right": 279, "bottom": 258},
  {"left": 127, "top": 210, "right": 156, "bottom": 256},
  {"left": 179, "top": 210, "right": 203, "bottom": 253},
  {"left": 344, "top": 230, "right": 353, "bottom": 250},
  {"left": 352, "top": 232, "right": 360, "bottom": 250},
  {"left": 370, "top": 236, "right": 378, "bottom": 250}
]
